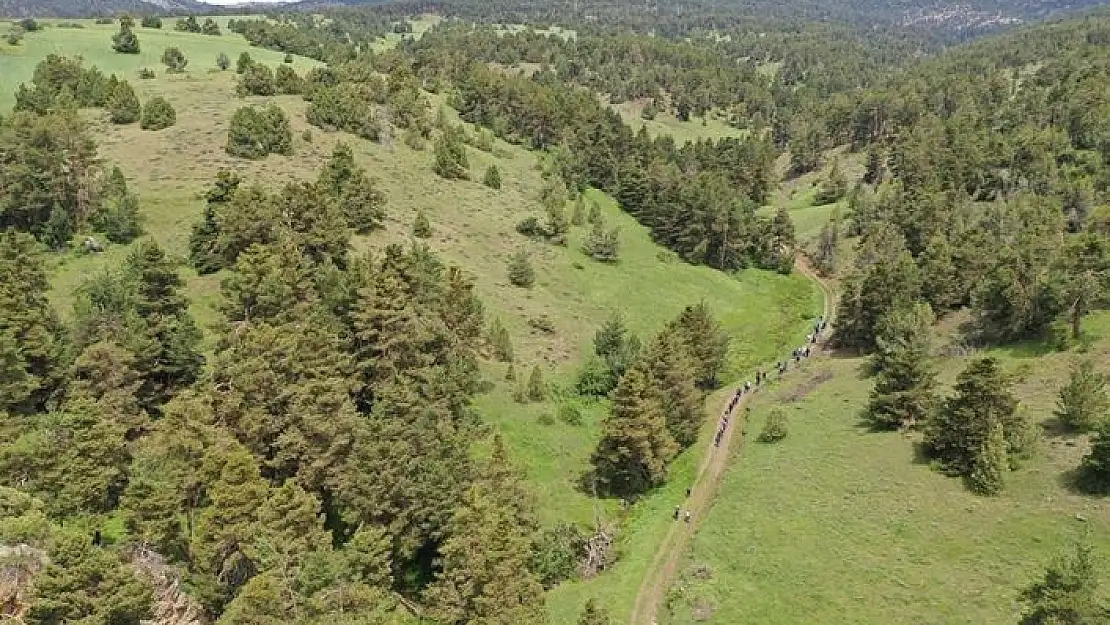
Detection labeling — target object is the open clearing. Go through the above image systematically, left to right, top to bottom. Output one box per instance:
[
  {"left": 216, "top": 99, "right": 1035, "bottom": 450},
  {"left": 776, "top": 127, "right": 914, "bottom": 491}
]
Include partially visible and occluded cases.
[{"left": 663, "top": 314, "right": 1110, "bottom": 624}]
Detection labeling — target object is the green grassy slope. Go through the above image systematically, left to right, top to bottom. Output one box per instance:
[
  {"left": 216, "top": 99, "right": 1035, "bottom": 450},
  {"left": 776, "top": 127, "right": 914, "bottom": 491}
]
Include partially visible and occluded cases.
[
  {"left": 4, "top": 22, "right": 825, "bottom": 625},
  {"left": 665, "top": 315, "right": 1110, "bottom": 625}
]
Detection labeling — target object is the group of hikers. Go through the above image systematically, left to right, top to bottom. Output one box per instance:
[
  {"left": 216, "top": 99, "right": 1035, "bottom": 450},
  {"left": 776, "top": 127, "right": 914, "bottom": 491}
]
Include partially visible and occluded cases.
[{"left": 673, "top": 315, "right": 828, "bottom": 525}]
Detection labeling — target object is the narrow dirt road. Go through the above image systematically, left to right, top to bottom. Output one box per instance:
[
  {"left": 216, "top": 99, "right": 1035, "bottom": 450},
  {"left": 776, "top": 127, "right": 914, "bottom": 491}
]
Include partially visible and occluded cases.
[{"left": 627, "top": 256, "right": 833, "bottom": 625}]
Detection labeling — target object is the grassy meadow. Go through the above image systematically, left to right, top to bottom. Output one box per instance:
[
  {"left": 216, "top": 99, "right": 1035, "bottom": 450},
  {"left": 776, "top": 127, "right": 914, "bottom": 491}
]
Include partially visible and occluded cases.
[
  {"left": 0, "top": 20, "right": 824, "bottom": 625},
  {"left": 663, "top": 314, "right": 1110, "bottom": 624}
]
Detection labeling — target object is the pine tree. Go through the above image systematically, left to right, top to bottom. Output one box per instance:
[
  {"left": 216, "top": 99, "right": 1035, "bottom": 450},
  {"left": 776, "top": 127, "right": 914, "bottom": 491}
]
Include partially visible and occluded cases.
[
  {"left": 111, "top": 21, "right": 139, "bottom": 54},
  {"left": 161, "top": 46, "right": 187, "bottom": 73},
  {"left": 236, "top": 51, "right": 253, "bottom": 74},
  {"left": 217, "top": 52, "right": 231, "bottom": 71},
  {"left": 106, "top": 79, "right": 140, "bottom": 124},
  {"left": 433, "top": 127, "right": 469, "bottom": 180},
  {"left": 863, "top": 146, "right": 885, "bottom": 185},
  {"left": 816, "top": 159, "right": 847, "bottom": 204},
  {"left": 484, "top": 164, "right": 502, "bottom": 189},
  {"left": 95, "top": 166, "right": 143, "bottom": 243},
  {"left": 189, "top": 169, "right": 240, "bottom": 274},
  {"left": 571, "top": 196, "right": 586, "bottom": 226},
  {"left": 587, "top": 201, "right": 602, "bottom": 225},
  {"left": 545, "top": 202, "right": 569, "bottom": 241},
  {"left": 767, "top": 205, "right": 796, "bottom": 274},
  {"left": 413, "top": 209, "right": 432, "bottom": 238},
  {"left": 814, "top": 216, "right": 839, "bottom": 276},
  {"left": 584, "top": 218, "right": 620, "bottom": 262},
  {"left": 919, "top": 234, "right": 961, "bottom": 312},
  {"left": 508, "top": 250, "right": 535, "bottom": 288},
  {"left": 670, "top": 302, "right": 730, "bottom": 389},
  {"left": 866, "top": 306, "right": 937, "bottom": 431},
  {"left": 488, "top": 317, "right": 514, "bottom": 362},
  {"left": 644, "top": 326, "right": 703, "bottom": 447},
  {"left": 68, "top": 340, "right": 145, "bottom": 436},
  {"left": 925, "top": 358, "right": 1018, "bottom": 480},
  {"left": 1055, "top": 359, "right": 1109, "bottom": 432},
  {"left": 591, "top": 361, "right": 678, "bottom": 495},
  {"left": 527, "top": 364, "right": 547, "bottom": 402},
  {"left": 759, "top": 408, "right": 789, "bottom": 443},
  {"left": 967, "top": 418, "right": 1007, "bottom": 495},
  {"left": 1080, "top": 419, "right": 1110, "bottom": 494},
  {"left": 426, "top": 437, "right": 546, "bottom": 625},
  {"left": 1019, "top": 539, "right": 1108, "bottom": 624},
  {"left": 578, "top": 598, "right": 614, "bottom": 625}
]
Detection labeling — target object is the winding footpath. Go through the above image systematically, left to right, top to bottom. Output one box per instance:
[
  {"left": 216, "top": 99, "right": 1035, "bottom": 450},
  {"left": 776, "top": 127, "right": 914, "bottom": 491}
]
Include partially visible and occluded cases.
[{"left": 628, "top": 255, "right": 834, "bottom": 625}]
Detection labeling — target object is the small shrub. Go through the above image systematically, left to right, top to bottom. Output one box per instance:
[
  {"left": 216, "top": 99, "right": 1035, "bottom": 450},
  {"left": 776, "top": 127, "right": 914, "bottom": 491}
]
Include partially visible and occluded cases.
[
  {"left": 140, "top": 16, "right": 161, "bottom": 29},
  {"left": 175, "top": 16, "right": 200, "bottom": 33},
  {"left": 95, "top": 17, "right": 114, "bottom": 25},
  {"left": 18, "top": 18, "right": 39, "bottom": 31},
  {"left": 201, "top": 18, "right": 221, "bottom": 36},
  {"left": 111, "top": 23, "right": 140, "bottom": 54},
  {"left": 6, "top": 28, "right": 23, "bottom": 46},
  {"left": 161, "top": 46, "right": 187, "bottom": 73},
  {"left": 216, "top": 52, "right": 230, "bottom": 71},
  {"left": 284, "top": 53, "right": 294, "bottom": 64},
  {"left": 274, "top": 64, "right": 304, "bottom": 95},
  {"left": 137, "top": 67, "right": 156, "bottom": 80},
  {"left": 106, "top": 79, "right": 140, "bottom": 124},
  {"left": 306, "top": 83, "right": 381, "bottom": 140},
  {"left": 139, "top": 96, "right": 176, "bottom": 130},
  {"left": 226, "top": 105, "right": 292, "bottom": 159},
  {"left": 433, "top": 127, "right": 469, "bottom": 180},
  {"left": 301, "top": 128, "right": 313, "bottom": 143},
  {"left": 471, "top": 128, "right": 495, "bottom": 152},
  {"left": 403, "top": 129, "right": 426, "bottom": 150},
  {"left": 483, "top": 164, "right": 502, "bottom": 189},
  {"left": 570, "top": 197, "right": 586, "bottom": 226},
  {"left": 587, "top": 201, "right": 602, "bottom": 224},
  {"left": 412, "top": 210, "right": 432, "bottom": 238},
  {"left": 516, "top": 216, "right": 544, "bottom": 238},
  {"left": 507, "top": 251, "right": 535, "bottom": 288},
  {"left": 529, "top": 315, "right": 556, "bottom": 334},
  {"left": 488, "top": 317, "right": 514, "bottom": 362},
  {"left": 505, "top": 363, "right": 516, "bottom": 382},
  {"left": 527, "top": 365, "right": 547, "bottom": 401},
  {"left": 557, "top": 403, "right": 583, "bottom": 426},
  {"left": 759, "top": 409, "right": 789, "bottom": 443},
  {"left": 537, "top": 412, "right": 556, "bottom": 426},
  {"left": 532, "top": 524, "right": 586, "bottom": 588}
]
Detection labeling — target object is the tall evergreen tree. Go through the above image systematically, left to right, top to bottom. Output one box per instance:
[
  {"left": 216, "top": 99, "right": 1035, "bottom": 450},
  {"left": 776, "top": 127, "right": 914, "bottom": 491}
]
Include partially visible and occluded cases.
[
  {"left": 670, "top": 302, "right": 729, "bottom": 389},
  {"left": 867, "top": 303, "right": 937, "bottom": 430},
  {"left": 644, "top": 326, "right": 703, "bottom": 447},
  {"left": 925, "top": 358, "right": 1018, "bottom": 484},
  {"left": 1055, "top": 359, "right": 1109, "bottom": 432},
  {"left": 590, "top": 361, "right": 678, "bottom": 496},
  {"left": 968, "top": 418, "right": 1008, "bottom": 495},
  {"left": 1080, "top": 419, "right": 1110, "bottom": 494},
  {"left": 426, "top": 437, "right": 546, "bottom": 625},
  {"left": 1019, "top": 538, "right": 1108, "bottom": 624}
]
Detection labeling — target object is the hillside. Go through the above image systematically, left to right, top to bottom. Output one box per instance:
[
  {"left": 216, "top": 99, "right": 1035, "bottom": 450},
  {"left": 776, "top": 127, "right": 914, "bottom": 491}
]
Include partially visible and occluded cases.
[{"left": 0, "top": 0, "right": 210, "bottom": 17}]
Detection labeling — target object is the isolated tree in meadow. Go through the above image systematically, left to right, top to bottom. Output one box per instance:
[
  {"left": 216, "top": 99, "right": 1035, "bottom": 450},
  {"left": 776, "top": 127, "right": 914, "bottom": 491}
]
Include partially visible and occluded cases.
[
  {"left": 140, "top": 15, "right": 161, "bottom": 28},
  {"left": 175, "top": 16, "right": 200, "bottom": 33},
  {"left": 201, "top": 18, "right": 221, "bottom": 36},
  {"left": 111, "top": 20, "right": 139, "bottom": 54},
  {"left": 161, "top": 46, "right": 187, "bottom": 73},
  {"left": 236, "top": 51, "right": 253, "bottom": 74},
  {"left": 216, "top": 52, "right": 230, "bottom": 71},
  {"left": 237, "top": 63, "right": 275, "bottom": 96},
  {"left": 274, "top": 64, "right": 304, "bottom": 95},
  {"left": 106, "top": 78, "right": 140, "bottom": 124},
  {"left": 139, "top": 96, "right": 175, "bottom": 130},
  {"left": 433, "top": 127, "right": 469, "bottom": 180},
  {"left": 317, "top": 143, "right": 386, "bottom": 233},
  {"left": 484, "top": 164, "right": 502, "bottom": 189},
  {"left": 412, "top": 210, "right": 432, "bottom": 238},
  {"left": 584, "top": 218, "right": 620, "bottom": 262},
  {"left": 507, "top": 250, "right": 535, "bottom": 288},
  {"left": 867, "top": 303, "right": 937, "bottom": 430},
  {"left": 488, "top": 317, "right": 514, "bottom": 362},
  {"left": 925, "top": 358, "right": 1018, "bottom": 487},
  {"left": 1056, "top": 359, "right": 1109, "bottom": 432},
  {"left": 591, "top": 361, "right": 678, "bottom": 496},
  {"left": 527, "top": 365, "right": 547, "bottom": 402},
  {"left": 759, "top": 408, "right": 789, "bottom": 443},
  {"left": 968, "top": 418, "right": 1007, "bottom": 495},
  {"left": 1080, "top": 419, "right": 1110, "bottom": 494},
  {"left": 1019, "top": 538, "right": 1108, "bottom": 624},
  {"left": 578, "top": 599, "right": 614, "bottom": 625}
]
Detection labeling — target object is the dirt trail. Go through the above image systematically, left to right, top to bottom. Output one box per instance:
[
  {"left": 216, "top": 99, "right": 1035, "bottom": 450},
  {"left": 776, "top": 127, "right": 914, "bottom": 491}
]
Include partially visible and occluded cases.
[{"left": 627, "top": 256, "right": 833, "bottom": 625}]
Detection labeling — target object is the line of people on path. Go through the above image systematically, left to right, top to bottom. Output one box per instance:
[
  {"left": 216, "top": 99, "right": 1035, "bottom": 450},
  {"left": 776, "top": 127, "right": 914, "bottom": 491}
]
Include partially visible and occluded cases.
[{"left": 677, "top": 316, "right": 828, "bottom": 523}]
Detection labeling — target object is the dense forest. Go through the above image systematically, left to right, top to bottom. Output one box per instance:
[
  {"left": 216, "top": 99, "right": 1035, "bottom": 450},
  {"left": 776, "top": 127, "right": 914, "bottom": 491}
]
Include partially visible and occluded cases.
[{"left": 4, "top": 0, "right": 1110, "bottom": 623}]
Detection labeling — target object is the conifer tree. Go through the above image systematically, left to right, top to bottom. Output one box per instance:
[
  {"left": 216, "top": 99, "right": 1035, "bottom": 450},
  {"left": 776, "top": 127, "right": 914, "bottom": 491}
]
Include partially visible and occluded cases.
[
  {"left": 111, "top": 21, "right": 140, "bottom": 54},
  {"left": 161, "top": 46, "right": 187, "bottom": 73},
  {"left": 236, "top": 51, "right": 253, "bottom": 74},
  {"left": 216, "top": 52, "right": 230, "bottom": 71},
  {"left": 106, "top": 79, "right": 140, "bottom": 124},
  {"left": 433, "top": 127, "right": 469, "bottom": 180},
  {"left": 863, "top": 146, "right": 885, "bottom": 185},
  {"left": 816, "top": 159, "right": 847, "bottom": 204},
  {"left": 484, "top": 164, "right": 502, "bottom": 189},
  {"left": 95, "top": 166, "right": 143, "bottom": 243},
  {"left": 189, "top": 169, "right": 240, "bottom": 274},
  {"left": 571, "top": 196, "right": 586, "bottom": 226},
  {"left": 587, "top": 201, "right": 602, "bottom": 225},
  {"left": 545, "top": 202, "right": 570, "bottom": 241},
  {"left": 767, "top": 205, "right": 796, "bottom": 274},
  {"left": 413, "top": 210, "right": 432, "bottom": 238},
  {"left": 814, "top": 216, "right": 839, "bottom": 276},
  {"left": 584, "top": 218, "right": 620, "bottom": 262},
  {"left": 919, "top": 234, "right": 961, "bottom": 312},
  {"left": 834, "top": 245, "right": 921, "bottom": 351},
  {"left": 508, "top": 250, "right": 535, "bottom": 288},
  {"left": 670, "top": 302, "right": 730, "bottom": 389},
  {"left": 867, "top": 304, "right": 937, "bottom": 430},
  {"left": 590, "top": 312, "right": 641, "bottom": 393},
  {"left": 488, "top": 317, "right": 514, "bottom": 362},
  {"left": 644, "top": 326, "right": 703, "bottom": 447},
  {"left": 68, "top": 340, "right": 145, "bottom": 436},
  {"left": 925, "top": 358, "right": 1018, "bottom": 482},
  {"left": 1055, "top": 359, "right": 1109, "bottom": 432},
  {"left": 591, "top": 361, "right": 678, "bottom": 495},
  {"left": 527, "top": 364, "right": 547, "bottom": 401},
  {"left": 759, "top": 408, "right": 789, "bottom": 443},
  {"left": 968, "top": 418, "right": 1008, "bottom": 495},
  {"left": 1080, "top": 419, "right": 1110, "bottom": 494},
  {"left": 426, "top": 437, "right": 546, "bottom": 625},
  {"left": 1019, "top": 538, "right": 1108, "bottom": 624},
  {"left": 578, "top": 598, "right": 614, "bottom": 625}
]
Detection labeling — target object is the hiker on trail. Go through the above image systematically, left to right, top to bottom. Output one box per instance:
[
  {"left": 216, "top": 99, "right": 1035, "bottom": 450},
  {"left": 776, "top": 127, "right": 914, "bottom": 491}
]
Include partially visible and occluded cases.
[
  {"left": 804, "top": 346, "right": 811, "bottom": 358},
  {"left": 744, "top": 380, "right": 752, "bottom": 393},
  {"left": 714, "top": 430, "right": 723, "bottom": 447},
  {"left": 686, "top": 488, "right": 692, "bottom": 497},
  {"left": 674, "top": 505, "right": 681, "bottom": 520},
  {"left": 684, "top": 510, "right": 692, "bottom": 523}
]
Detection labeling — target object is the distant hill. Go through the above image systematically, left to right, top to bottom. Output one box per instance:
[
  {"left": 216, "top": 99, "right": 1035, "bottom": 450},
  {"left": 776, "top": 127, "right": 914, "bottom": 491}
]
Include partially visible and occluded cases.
[{"left": 0, "top": 0, "right": 213, "bottom": 17}]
